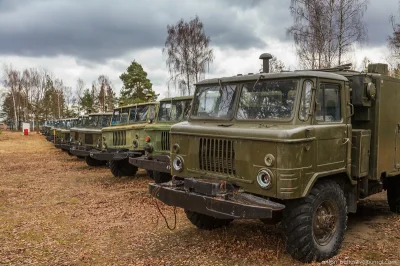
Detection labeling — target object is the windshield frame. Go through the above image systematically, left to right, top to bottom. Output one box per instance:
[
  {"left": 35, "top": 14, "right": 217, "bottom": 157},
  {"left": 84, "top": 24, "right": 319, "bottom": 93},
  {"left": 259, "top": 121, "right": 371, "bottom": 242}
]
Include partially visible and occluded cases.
[
  {"left": 189, "top": 78, "right": 304, "bottom": 123},
  {"left": 235, "top": 78, "right": 300, "bottom": 122},
  {"left": 190, "top": 83, "right": 239, "bottom": 121},
  {"left": 157, "top": 99, "right": 192, "bottom": 123},
  {"left": 111, "top": 103, "right": 156, "bottom": 126}
]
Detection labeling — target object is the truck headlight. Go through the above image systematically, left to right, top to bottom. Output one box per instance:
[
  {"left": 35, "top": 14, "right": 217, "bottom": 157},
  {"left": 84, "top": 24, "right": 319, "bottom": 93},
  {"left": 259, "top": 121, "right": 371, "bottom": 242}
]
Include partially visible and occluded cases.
[
  {"left": 133, "top": 140, "right": 139, "bottom": 149},
  {"left": 144, "top": 143, "right": 153, "bottom": 153},
  {"left": 173, "top": 156, "right": 184, "bottom": 172},
  {"left": 257, "top": 169, "right": 273, "bottom": 189}
]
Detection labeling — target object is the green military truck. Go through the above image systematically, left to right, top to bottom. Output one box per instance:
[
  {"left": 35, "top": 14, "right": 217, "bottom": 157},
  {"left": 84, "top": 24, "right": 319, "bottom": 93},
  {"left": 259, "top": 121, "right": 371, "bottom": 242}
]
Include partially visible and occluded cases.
[
  {"left": 149, "top": 54, "right": 400, "bottom": 263},
  {"left": 129, "top": 96, "right": 192, "bottom": 183},
  {"left": 90, "top": 101, "right": 158, "bottom": 177},
  {"left": 69, "top": 112, "right": 112, "bottom": 166},
  {"left": 54, "top": 118, "right": 78, "bottom": 148},
  {"left": 45, "top": 120, "right": 58, "bottom": 142}
]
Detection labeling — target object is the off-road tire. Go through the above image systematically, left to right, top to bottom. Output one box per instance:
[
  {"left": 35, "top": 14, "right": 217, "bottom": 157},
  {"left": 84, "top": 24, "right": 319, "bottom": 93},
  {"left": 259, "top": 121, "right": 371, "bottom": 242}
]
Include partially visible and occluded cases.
[
  {"left": 67, "top": 151, "right": 74, "bottom": 156},
  {"left": 77, "top": 156, "right": 85, "bottom": 160},
  {"left": 85, "top": 156, "right": 106, "bottom": 167},
  {"left": 109, "top": 159, "right": 138, "bottom": 177},
  {"left": 153, "top": 171, "right": 172, "bottom": 184},
  {"left": 387, "top": 178, "right": 400, "bottom": 214},
  {"left": 281, "top": 179, "right": 347, "bottom": 263},
  {"left": 184, "top": 210, "right": 233, "bottom": 230}
]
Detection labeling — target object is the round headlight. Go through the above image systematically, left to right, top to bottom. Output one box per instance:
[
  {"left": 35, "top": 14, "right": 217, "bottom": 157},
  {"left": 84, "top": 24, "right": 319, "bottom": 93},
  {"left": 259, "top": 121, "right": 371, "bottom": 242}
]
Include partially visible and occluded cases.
[
  {"left": 133, "top": 140, "right": 139, "bottom": 149},
  {"left": 172, "top": 143, "right": 180, "bottom": 153},
  {"left": 173, "top": 156, "right": 184, "bottom": 172},
  {"left": 257, "top": 169, "right": 273, "bottom": 189}
]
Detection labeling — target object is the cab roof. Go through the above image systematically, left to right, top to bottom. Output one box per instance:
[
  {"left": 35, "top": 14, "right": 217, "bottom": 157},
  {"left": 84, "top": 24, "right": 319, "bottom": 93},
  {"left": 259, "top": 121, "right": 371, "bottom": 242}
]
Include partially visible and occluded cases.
[
  {"left": 196, "top": 71, "right": 348, "bottom": 85},
  {"left": 159, "top": 95, "right": 193, "bottom": 102},
  {"left": 115, "top": 101, "right": 158, "bottom": 110},
  {"left": 89, "top": 112, "right": 113, "bottom": 117}
]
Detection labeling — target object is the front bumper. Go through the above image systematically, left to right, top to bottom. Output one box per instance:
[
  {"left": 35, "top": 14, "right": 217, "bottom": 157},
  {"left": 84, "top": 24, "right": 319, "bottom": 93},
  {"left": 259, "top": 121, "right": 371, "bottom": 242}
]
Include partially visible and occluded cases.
[
  {"left": 59, "top": 143, "right": 72, "bottom": 152},
  {"left": 70, "top": 146, "right": 93, "bottom": 157},
  {"left": 90, "top": 149, "right": 143, "bottom": 161},
  {"left": 129, "top": 155, "right": 170, "bottom": 173},
  {"left": 149, "top": 179, "right": 285, "bottom": 219}
]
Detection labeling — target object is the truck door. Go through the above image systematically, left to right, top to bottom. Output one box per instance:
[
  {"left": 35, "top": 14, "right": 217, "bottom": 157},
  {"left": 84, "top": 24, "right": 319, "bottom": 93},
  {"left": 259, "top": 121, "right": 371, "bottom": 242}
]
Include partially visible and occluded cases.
[{"left": 314, "top": 82, "right": 348, "bottom": 172}]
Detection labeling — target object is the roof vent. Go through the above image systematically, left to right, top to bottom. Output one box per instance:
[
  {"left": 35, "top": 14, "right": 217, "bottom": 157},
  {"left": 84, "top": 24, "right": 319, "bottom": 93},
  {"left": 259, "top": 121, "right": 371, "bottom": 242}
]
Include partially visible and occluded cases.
[
  {"left": 259, "top": 53, "right": 273, "bottom": 73},
  {"left": 248, "top": 73, "right": 254, "bottom": 75},
  {"left": 237, "top": 74, "right": 243, "bottom": 76}
]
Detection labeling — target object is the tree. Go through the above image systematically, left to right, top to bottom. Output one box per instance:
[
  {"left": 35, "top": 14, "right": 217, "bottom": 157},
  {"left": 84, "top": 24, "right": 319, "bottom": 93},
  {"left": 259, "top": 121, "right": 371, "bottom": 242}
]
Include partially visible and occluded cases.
[
  {"left": 288, "top": 0, "right": 368, "bottom": 69},
  {"left": 163, "top": 15, "right": 214, "bottom": 95},
  {"left": 119, "top": 61, "right": 157, "bottom": 104},
  {"left": 96, "top": 75, "right": 115, "bottom": 112},
  {"left": 79, "top": 89, "right": 94, "bottom": 114}
]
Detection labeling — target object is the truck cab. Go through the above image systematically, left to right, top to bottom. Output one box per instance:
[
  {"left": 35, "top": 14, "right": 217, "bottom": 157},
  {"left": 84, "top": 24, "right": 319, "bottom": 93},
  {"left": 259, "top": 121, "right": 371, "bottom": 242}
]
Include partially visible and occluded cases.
[
  {"left": 150, "top": 54, "right": 400, "bottom": 263},
  {"left": 129, "top": 96, "right": 192, "bottom": 182},
  {"left": 90, "top": 102, "right": 159, "bottom": 177},
  {"left": 69, "top": 113, "right": 112, "bottom": 165}
]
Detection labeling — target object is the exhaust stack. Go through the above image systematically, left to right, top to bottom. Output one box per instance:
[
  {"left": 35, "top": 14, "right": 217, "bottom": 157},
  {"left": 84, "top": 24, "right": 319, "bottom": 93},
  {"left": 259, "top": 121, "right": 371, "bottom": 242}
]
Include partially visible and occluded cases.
[{"left": 259, "top": 53, "right": 273, "bottom": 73}]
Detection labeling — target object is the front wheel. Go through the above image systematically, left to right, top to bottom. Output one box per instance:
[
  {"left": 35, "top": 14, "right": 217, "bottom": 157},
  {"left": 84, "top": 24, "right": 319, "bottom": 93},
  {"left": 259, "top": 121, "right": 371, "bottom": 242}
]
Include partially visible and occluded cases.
[
  {"left": 85, "top": 156, "right": 107, "bottom": 167},
  {"left": 109, "top": 159, "right": 138, "bottom": 177},
  {"left": 153, "top": 171, "right": 172, "bottom": 184},
  {"left": 387, "top": 178, "right": 400, "bottom": 214},
  {"left": 282, "top": 179, "right": 347, "bottom": 263},
  {"left": 185, "top": 210, "right": 233, "bottom": 230}
]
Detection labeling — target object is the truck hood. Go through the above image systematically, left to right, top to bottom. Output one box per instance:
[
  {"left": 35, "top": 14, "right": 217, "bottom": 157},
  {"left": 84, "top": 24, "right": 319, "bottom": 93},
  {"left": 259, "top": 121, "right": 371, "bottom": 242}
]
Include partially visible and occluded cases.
[
  {"left": 171, "top": 121, "right": 313, "bottom": 142},
  {"left": 102, "top": 122, "right": 148, "bottom": 132},
  {"left": 144, "top": 122, "right": 175, "bottom": 131},
  {"left": 70, "top": 127, "right": 101, "bottom": 134}
]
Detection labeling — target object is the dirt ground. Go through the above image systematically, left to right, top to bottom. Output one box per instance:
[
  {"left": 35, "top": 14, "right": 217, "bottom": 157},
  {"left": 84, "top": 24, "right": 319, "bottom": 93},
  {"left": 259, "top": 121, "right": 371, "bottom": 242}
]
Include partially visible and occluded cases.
[{"left": 0, "top": 131, "right": 399, "bottom": 266}]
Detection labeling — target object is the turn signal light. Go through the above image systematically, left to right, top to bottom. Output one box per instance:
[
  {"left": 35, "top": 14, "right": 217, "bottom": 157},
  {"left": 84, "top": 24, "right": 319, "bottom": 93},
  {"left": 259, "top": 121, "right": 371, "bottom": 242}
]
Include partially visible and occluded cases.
[{"left": 145, "top": 136, "right": 151, "bottom": 142}]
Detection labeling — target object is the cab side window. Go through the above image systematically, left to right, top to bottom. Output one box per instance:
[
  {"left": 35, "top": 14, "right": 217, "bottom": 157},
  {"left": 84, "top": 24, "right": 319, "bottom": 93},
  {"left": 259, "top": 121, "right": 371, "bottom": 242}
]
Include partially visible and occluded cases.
[{"left": 316, "top": 84, "right": 341, "bottom": 122}]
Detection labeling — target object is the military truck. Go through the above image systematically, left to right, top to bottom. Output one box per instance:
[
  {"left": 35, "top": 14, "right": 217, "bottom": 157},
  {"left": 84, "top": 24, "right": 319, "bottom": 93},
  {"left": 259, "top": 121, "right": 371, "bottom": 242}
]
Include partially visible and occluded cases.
[
  {"left": 149, "top": 54, "right": 400, "bottom": 263},
  {"left": 129, "top": 96, "right": 192, "bottom": 183},
  {"left": 90, "top": 101, "right": 158, "bottom": 177},
  {"left": 69, "top": 112, "right": 112, "bottom": 166},
  {"left": 54, "top": 118, "right": 78, "bottom": 148},
  {"left": 46, "top": 119, "right": 60, "bottom": 142}
]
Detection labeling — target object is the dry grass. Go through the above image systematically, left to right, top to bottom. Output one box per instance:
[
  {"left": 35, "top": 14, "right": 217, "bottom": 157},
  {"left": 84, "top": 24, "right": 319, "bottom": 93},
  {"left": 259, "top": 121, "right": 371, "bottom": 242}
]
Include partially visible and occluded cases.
[{"left": 0, "top": 131, "right": 399, "bottom": 265}]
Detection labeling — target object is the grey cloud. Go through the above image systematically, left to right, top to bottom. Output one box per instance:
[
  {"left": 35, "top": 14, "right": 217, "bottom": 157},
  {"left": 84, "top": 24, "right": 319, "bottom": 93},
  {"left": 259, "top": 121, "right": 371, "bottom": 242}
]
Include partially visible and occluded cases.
[{"left": 0, "top": 0, "right": 273, "bottom": 62}]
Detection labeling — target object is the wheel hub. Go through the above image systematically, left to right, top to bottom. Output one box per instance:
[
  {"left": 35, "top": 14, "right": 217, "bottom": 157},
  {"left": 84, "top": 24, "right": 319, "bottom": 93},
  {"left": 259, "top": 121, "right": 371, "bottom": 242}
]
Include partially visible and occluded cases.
[{"left": 313, "top": 200, "right": 338, "bottom": 246}]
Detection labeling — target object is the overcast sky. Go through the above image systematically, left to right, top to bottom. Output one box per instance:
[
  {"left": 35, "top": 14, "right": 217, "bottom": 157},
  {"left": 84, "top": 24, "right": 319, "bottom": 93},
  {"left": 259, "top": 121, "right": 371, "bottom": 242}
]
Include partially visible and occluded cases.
[{"left": 0, "top": 0, "right": 398, "bottom": 98}]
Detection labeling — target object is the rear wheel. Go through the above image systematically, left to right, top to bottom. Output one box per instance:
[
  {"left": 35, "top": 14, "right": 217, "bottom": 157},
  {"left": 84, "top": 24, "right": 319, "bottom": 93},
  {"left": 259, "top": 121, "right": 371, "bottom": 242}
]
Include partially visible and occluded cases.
[
  {"left": 85, "top": 156, "right": 106, "bottom": 167},
  {"left": 109, "top": 159, "right": 138, "bottom": 177},
  {"left": 153, "top": 171, "right": 172, "bottom": 184},
  {"left": 387, "top": 178, "right": 400, "bottom": 214},
  {"left": 281, "top": 179, "right": 347, "bottom": 263},
  {"left": 185, "top": 210, "right": 233, "bottom": 230}
]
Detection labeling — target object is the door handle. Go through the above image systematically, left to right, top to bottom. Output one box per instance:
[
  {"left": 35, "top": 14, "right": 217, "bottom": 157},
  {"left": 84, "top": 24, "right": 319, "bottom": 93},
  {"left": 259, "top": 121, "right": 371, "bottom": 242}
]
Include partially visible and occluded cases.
[{"left": 342, "top": 138, "right": 350, "bottom": 145}]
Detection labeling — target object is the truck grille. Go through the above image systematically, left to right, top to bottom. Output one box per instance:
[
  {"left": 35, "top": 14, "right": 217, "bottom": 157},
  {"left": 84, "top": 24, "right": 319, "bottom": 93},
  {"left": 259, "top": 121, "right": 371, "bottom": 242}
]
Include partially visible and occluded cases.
[
  {"left": 113, "top": 131, "right": 126, "bottom": 146},
  {"left": 161, "top": 131, "right": 170, "bottom": 151},
  {"left": 85, "top": 134, "right": 93, "bottom": 145},
  {"left": 199, "top": 138, "right": 236, "bottom": 175}
]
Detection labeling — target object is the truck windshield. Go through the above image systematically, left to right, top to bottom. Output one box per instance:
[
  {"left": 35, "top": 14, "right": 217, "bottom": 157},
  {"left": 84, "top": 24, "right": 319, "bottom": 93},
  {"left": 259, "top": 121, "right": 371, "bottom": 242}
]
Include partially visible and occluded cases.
[
  {"left": 237, "top": 79, "right": 298, "bottom": 120},
  {"left": 191, "top": 84, "right": 237, "bottom": 119},
  {"left": 158, "top": 100, "right": 191, "bottom": 122},
  {"left": 129, "top": 105, "right": 151, "bottom": 123},
  {"left": 112, "top": 108, "right": 129, "bottom": 125},
  {"left": 100, "top": 115, "right": 112, "bottom": 127}
]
